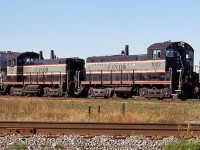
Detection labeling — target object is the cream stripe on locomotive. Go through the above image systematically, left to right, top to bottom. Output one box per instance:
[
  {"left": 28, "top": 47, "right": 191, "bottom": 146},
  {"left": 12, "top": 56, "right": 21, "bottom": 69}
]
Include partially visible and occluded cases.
[
  {"left": 86, "top": 59, "right": 166, "bottom": 72},
  {"left": 6, "top": 64, "right": 67, "bottom": 76},
  {"left": 23, "top": 64, "right": 67, "bottom": 74},
  {"left": 24, "top": 64, "right": 67, "bottom": 67}
]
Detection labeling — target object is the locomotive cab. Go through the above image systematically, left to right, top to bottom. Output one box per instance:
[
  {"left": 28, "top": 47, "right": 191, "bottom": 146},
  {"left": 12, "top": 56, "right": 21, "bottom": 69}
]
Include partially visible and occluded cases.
[
  {"left": 148, "top": 41, "right": 195, "bottom": 99},
  {"left": 1, "top": 52, "right": 39, "bottom": 95},
  {"left": 6, "top": 52, "right": 39, "bottom": 82}
]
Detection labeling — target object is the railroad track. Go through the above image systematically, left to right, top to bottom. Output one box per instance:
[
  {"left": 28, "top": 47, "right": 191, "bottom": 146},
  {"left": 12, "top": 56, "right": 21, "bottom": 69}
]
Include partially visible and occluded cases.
[{"left": 1, "top": 121, "right": 200, "bottom": 138}]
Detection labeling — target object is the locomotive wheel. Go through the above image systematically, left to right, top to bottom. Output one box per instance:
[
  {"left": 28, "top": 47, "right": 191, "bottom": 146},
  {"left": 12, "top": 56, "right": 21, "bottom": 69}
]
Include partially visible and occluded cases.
[
  {"left": 179, "top": 84, "right": 191, "bottom": 100},
  {"left": 10, "top": 87, "right": 14, "bottom": 96},
  {"left": 88, "top": 87, "right": 95, "bottom": 98},
  {"left": 139, "top": 88, "right": 148, "bottom": 98},
  {"left": 162, "top": 88, "right": 170, "bottom": 98},
  {"left": 179, "top": 90, "right": 188, "bottom": 100},
  {"left": 64, "top": 92, "right": 69, "bottom": 97},
  {"left": 112, "top": 92, "right": 117, "bottom": 99},
  {"left": 117, "top": 94, "right": 129, "bottom": 99},
  {"left": 179, "top": 94, "right": 187, "bottom": 101},
  {"left": 121, "top": 95, "right": 129, "bottom": 99},
  {"left": 157, "top": 97, "right": 163, "bottom": 100}
]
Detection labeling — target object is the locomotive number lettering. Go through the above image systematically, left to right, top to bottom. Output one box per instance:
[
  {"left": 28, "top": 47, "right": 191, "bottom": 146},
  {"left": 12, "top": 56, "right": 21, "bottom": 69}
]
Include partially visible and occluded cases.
[
  {"left": 152, "top": 62, "right": 161, "bottom": 68},
  {"left": 8, "top": 67, "right": 14, "bottom": 71}
]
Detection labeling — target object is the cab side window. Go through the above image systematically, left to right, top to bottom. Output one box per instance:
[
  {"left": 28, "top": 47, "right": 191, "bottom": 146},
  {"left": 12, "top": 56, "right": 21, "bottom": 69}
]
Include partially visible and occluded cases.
[
  {"left": 152, "top": 50, "right": 161, "bottom": 59},
  {"left": 7, "top": 59, "right": 16, "bottom": 67}
]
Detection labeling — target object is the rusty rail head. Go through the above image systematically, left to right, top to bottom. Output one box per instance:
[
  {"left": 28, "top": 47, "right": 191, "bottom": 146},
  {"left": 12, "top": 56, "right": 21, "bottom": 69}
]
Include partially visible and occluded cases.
[{"left": 0, "top": 121, "right": 200, "bottom": 138}]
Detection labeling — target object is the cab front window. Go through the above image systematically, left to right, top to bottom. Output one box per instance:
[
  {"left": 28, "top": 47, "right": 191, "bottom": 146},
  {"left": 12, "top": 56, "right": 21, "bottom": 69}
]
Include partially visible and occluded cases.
[
  {"left": 166, "top": 48, "right": 174, "bottom": 57},
  {"left": 186, "top": 50, "right": 193, "bottom": 59}
]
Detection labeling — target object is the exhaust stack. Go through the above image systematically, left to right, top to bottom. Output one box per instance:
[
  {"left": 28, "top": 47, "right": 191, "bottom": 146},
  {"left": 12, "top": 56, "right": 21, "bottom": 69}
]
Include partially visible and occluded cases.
[
  {"left": 125, "top": 45, "right": 129, "bottom": 55},
  {"left": 50, "top": 50, "right": 55, "bottom": 59},
  {"left": 39, "top": 51, "right": 44, "bottom": 60}
]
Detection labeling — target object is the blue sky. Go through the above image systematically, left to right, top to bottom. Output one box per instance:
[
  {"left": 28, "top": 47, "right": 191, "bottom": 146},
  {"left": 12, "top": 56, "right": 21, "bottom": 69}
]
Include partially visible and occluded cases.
[{"left": 0, "top": 0, "right": 200, "bottom": 65}]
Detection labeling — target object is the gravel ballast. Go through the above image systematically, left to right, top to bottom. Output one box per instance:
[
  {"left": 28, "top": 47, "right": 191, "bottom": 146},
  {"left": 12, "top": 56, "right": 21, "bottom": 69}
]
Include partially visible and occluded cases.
[{"left": 0, "top": 134, "right": 199, "bottom": 150}]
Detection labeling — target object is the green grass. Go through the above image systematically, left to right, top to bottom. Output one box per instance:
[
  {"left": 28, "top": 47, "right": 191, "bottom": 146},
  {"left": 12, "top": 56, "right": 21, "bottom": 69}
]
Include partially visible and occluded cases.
[
  {"left": 163, "top": 140, "right": 200, "bottom": 150},
  {"left": 6, "top": 143, "right": 26, "bottom": 150}
]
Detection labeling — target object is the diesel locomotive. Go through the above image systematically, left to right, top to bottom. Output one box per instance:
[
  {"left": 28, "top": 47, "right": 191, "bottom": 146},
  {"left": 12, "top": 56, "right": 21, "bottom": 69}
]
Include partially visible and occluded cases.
[
  {"left": 0, "top": 41, "right": 199, "bottom": 100},
  {"left": 81, "top": 41, "right": 198, "bottom": 100},
  {"left": 0, "top": 50, "right": 85, "bottom": 97}
]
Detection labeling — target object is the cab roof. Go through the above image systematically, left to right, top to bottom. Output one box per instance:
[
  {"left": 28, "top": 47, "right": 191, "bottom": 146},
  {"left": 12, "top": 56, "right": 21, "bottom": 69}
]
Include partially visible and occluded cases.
[{"left": 148, "top": 41, "right": 194, "bottom": 51}]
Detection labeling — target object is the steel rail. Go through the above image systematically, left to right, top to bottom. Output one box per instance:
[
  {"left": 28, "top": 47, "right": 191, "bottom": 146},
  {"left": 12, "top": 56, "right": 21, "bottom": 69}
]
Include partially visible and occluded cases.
[{"left": 0, "top": 121, "right": 200, "bottom": 137}]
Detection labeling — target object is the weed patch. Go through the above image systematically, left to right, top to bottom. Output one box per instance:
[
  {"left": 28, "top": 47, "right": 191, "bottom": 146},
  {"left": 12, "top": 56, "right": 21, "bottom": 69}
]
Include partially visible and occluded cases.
[
  {"left": 1, "top": 97, "right": 200, "bottom": 123},
  {"left": 163, "top": 140, "right": 200, "bottom": 150}
]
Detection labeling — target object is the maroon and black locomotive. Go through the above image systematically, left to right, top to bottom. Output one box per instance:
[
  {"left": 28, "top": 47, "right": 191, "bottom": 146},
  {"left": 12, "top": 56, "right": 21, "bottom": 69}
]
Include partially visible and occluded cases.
[{"left": 0, "top": 41, "right": 199, "bottom": 100}]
